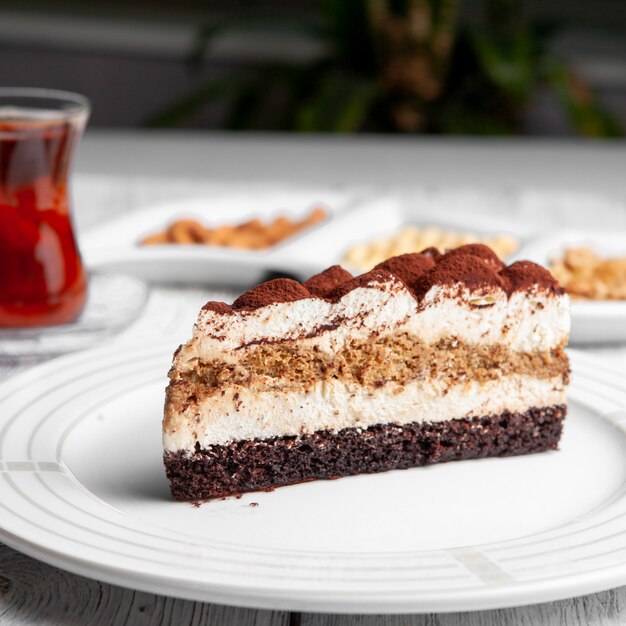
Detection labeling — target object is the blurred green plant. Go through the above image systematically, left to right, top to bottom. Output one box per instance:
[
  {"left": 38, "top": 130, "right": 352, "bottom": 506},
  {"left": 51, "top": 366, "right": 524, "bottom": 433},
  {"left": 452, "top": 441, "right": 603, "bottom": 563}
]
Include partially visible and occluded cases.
[{"left": 148, "top": 0, "right": 621, "bottom": 136}]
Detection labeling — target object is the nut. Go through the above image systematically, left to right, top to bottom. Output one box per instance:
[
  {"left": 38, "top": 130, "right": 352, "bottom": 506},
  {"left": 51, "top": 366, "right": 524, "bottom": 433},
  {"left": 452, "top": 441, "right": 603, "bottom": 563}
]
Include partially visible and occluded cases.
[
  {"left": 139, "top": 206, "right": 327, "bottom": 250},
  {"left": 549, "top": 247, "right": 626, "bottom": 300}
]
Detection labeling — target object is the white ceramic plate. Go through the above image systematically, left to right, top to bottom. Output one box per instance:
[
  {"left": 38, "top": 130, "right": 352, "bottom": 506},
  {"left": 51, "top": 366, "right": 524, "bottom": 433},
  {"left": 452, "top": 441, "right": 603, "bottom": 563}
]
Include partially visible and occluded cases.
[
  {"left": 80, "top": 188, "right": 358, "bottom": 286},
  {"left": 518, "top": 231, "right": 626, "bottom": 344},
  {"left": 1, "top": 344, "right": 626, "bottom": 613}
]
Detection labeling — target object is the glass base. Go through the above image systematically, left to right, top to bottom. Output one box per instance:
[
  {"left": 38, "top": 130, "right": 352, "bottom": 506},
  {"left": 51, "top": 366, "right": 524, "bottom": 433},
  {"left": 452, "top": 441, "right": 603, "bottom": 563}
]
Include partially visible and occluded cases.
[{"left": 0, "top": 273, "right": 149, "bottom": 363}]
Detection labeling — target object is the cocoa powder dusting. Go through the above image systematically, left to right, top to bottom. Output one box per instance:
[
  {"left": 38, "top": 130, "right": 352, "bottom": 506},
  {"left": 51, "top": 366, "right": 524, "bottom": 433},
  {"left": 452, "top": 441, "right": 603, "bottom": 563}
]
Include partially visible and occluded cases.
[
  {"left": 442, "top": 243, "right": 505, "bottom": 271},
  {"left": 218, "top": 246, "right": 560, "bottom": 313},
  {"left": 420, "top": 247, "right": 442, "bottom": 260},
  {"left": 374, "top": 253, "right": 435, "bottom": 287},
  {"left": 414, "top": 254, "right": 504, "bottom": 298},
  {"left": 501, "top": 261, "right": 563, "bottom": 295},
  {"left": 304, "top": 265, "right": 353, "bottom": 297},
  {"left": 328, "top": 268, "right": 396, "bottom": 300},
  {"left": 232, "top": 278, "right": 311, "bottom": 310},
  {"left": 202, "top": 301, "right": 233, "bottom": 314}
]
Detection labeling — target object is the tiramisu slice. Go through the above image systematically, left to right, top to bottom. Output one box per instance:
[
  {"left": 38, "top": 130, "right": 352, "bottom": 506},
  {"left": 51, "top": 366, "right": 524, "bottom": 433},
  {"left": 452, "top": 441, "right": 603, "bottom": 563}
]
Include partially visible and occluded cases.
[{"left": 163, "top": 244, "right": 570, "bottom": 501}]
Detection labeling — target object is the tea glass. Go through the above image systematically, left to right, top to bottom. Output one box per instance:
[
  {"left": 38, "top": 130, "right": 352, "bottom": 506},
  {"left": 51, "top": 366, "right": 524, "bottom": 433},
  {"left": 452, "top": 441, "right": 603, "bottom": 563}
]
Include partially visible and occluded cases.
[{"left": 0, "top": 88, "right": 90, "bottom": 328}]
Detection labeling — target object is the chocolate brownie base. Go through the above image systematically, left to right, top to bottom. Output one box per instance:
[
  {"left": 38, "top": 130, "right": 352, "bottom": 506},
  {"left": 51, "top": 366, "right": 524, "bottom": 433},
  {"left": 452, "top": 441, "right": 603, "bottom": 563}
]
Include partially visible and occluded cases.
[{"left": 164, "top": 405, "right": 566, "bottom": 501}]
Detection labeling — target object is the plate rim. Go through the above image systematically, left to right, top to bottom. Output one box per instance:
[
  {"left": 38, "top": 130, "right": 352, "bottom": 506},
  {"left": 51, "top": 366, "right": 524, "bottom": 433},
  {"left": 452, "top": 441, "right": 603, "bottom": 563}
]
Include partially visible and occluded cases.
[{"left": 3, "top": 522, "right": 626, "bottom": 614}]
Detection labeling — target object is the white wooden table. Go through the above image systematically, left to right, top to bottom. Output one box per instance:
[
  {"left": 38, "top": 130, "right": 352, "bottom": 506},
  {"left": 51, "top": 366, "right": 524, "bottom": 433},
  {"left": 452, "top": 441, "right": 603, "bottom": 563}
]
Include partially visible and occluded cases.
[{"left": 1, "top": 133, "right": 626, "bottom": 625}]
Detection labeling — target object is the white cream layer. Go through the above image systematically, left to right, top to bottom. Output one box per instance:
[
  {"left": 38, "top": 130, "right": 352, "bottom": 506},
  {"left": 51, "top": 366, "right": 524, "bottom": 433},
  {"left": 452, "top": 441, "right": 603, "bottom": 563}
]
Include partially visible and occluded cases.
[
  {"left": 175, "top": 278, "right": 569, "bottom": 372},
  {"left": 163, "top": 374, "right": 567, "bottom": 452}
]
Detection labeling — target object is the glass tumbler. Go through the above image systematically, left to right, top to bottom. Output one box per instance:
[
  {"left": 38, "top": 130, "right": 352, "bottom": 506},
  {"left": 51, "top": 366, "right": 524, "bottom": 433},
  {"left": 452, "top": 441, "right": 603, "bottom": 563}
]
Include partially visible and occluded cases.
[{"left": 0, "top": 88, "right": 90, "bottom": 327}]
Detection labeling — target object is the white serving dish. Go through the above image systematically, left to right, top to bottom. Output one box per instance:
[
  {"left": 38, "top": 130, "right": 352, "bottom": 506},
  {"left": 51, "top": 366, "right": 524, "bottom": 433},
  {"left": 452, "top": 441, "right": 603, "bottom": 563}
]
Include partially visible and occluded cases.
[
  {"left": 80, "top": 188, "right": 360, "bottom": 286},
  {"left": 285, "top": 192, "right": 528, "bottom": 274},
  {"left": 517, "top": 231, "right": 626, "bottom": 344}
]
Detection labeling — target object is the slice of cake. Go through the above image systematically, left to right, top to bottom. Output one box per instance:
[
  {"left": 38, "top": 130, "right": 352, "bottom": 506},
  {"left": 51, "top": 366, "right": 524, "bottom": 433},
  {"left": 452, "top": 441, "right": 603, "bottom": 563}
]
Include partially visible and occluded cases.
[{"left": 163, "top": 244, "right": 570, "bottom": 501}]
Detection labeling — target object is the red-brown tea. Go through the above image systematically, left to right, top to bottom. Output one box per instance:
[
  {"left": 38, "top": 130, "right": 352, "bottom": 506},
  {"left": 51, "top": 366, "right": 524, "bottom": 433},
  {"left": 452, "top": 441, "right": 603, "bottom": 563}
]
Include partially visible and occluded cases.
[{"left": 0, "top": 111, "right": 87, "bottom": 327}]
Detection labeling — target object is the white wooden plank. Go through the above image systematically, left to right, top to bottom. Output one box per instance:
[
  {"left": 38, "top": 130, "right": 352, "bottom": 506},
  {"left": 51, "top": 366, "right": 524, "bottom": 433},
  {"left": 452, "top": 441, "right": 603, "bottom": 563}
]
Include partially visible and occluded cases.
[
  {"left": 0, "top": 544, "right": 288, "bottom": 626},
  {"left": 299, "top": 589, "right": 626, "bottom": 626}
]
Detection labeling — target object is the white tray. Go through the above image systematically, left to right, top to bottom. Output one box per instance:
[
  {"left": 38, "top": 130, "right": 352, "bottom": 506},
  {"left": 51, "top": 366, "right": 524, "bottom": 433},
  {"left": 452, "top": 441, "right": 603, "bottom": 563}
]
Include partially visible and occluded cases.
[
  {"left": 80, "top": 188, "right": 360, "bottom": 286},
  {"left": 283, "top": 190, "right": 532, "bottom": 274},
  {"left": 518, "top": 230, "right": 626, "bottom": 344}
]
